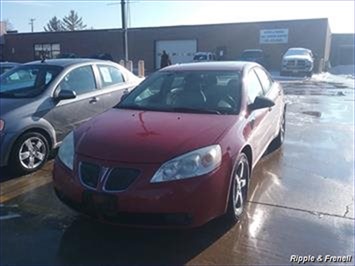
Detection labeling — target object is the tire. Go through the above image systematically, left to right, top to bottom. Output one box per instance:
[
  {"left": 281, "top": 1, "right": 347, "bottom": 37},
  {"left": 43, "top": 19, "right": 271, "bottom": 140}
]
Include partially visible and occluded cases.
[
  {"left": 306, "top": 71, "right": 313, "bottom": 78},
  {"left": 270, "top": 111, "right": 286, "bottom": 151},
  {"left": 9, "top": 132, "right": 49, "bottom": 175},
  {"left": 226, "top": 153, "right": 250, "bottom": 224}
]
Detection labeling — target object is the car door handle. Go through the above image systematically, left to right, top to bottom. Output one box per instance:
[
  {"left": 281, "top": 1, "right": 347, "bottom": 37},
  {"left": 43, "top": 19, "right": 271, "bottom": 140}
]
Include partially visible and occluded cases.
[{"left": 89, "top": 97, "right": 99, "bottom": 104}]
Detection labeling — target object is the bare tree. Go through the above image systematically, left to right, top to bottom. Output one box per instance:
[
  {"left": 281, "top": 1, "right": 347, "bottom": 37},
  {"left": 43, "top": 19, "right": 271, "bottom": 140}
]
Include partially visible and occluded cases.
[
  {"left": 62, "top": 10, "right": 86, "bottom": 31},
  {"left": 44, "top": 16, "right": 64, "bottom": 32},
  {"left": 3, "top": 19, "right": 14, "bottom": 31}
]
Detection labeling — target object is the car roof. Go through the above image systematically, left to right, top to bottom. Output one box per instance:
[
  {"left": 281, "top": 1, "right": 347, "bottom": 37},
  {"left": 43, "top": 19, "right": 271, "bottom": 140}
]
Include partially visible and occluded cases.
[
  {"left": 287, "top": 47, "right": 311, "bottom": 52},
  {"left": 242, "top": 49, "right": 263, "bottom": 53},
  {"left": 23, "top": 58, "right": 111, "bottom": 67},
  {"left": 161, "top": 61, "right": 256, "bottom": 72},
  {"left": 0, "top": 62, "right": 20, "bottom": 66}
]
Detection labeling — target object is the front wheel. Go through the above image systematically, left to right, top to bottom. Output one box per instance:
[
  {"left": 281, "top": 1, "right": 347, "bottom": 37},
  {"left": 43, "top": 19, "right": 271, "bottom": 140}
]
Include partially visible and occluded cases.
[
  {"left": 9, "top": 132, "right": 49, "bottom": 175},
  {"left": 226, "top": 153, "right": 250, "bottom": 224}
]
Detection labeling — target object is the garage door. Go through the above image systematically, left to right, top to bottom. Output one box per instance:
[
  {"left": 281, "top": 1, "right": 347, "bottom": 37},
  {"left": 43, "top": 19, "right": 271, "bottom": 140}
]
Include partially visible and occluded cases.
[{"left": 155, "top": 40, "right": 197, "bottom": 69}]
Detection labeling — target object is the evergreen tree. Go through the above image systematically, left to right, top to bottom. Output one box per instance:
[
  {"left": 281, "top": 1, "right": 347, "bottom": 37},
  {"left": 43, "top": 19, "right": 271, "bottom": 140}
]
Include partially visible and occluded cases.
[
  {"left": 62, "top": 10, "right": 86, "bottom": 31},
  {"left": 44, "top": 16, "right": 63, "bottom": 32}
]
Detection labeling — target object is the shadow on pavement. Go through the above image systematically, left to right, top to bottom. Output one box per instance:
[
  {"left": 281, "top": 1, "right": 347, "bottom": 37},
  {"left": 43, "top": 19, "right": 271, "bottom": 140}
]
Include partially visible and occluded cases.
[{"left": 58, "top": 214, "right": 238, "bottom": 265}]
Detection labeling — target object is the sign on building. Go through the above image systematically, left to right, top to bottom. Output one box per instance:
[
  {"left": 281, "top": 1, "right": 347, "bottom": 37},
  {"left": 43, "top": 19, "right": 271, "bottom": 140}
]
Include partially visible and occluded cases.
[{"left": 260, "top": 29, "right": 288, "bottom": 44}]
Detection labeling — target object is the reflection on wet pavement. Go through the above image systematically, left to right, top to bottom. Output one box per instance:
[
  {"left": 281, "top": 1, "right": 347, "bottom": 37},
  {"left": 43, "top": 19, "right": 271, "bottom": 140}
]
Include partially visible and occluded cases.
[{"left": 0, "top": 78, "right": 354, "bottom": 265}]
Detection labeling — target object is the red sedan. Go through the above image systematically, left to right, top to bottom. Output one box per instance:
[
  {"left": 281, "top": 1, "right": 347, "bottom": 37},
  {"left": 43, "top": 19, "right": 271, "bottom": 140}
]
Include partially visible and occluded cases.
[{"left": 53, "top": 62, "right": 286, "bottom": 227}]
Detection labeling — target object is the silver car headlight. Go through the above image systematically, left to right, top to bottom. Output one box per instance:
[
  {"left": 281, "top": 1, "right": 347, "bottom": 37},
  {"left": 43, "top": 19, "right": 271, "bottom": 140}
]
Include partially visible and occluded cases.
[
  {"left": 58, "top": 132, "right": 74, "bottom": 170},
  {"left": 151, "top": 145, "right": 222, "bottom": 183}
]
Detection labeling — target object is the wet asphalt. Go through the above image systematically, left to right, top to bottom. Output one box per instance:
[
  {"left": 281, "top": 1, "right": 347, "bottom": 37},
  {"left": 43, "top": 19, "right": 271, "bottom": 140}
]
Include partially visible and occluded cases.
[{"left": 0, "top": 76, "right": 354, "bottom": 265}]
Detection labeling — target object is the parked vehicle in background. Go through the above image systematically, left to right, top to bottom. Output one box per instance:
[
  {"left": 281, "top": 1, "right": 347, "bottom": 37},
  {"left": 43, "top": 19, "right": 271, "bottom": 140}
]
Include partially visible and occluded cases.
[
  {"left": 281, "top": 47, "right": 314, "bottom": 77},
  {"left": 240, "top": 49, "right": 269, "bottom": 69},
  {"left": 193, "top": 52, "right": 216, "bottom": 62},
  {"left": 0, "top": 59, "right": 141, "bottom": 174},
  {"left": 53, "top": 61, "right": 286, "bottom": 228},
  {"left": 0, "top": 62, "right": 20, "bottom": 75}
]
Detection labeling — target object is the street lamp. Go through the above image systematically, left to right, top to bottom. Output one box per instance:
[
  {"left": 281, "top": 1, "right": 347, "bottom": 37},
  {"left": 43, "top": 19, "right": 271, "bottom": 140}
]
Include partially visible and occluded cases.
[
  {"left": 108, "top": 0, "right": 131, "bottom": 62},
  {"left": 121, "top": 0, "right": 128, "bottom": 62}
]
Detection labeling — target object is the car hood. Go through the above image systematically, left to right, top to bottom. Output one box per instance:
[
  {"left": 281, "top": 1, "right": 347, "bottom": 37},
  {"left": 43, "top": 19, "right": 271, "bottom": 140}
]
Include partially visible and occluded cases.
[
  {"left": 283, "top": 55, "right": 312, "bottom": 61},
  {"left": 76, "top": 108, "right": 237, "bottom": 163}
]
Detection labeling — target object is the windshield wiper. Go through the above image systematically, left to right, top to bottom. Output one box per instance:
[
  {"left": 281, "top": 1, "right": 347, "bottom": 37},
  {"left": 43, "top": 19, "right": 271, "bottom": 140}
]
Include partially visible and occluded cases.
[{"left": 171, "top": 107, "right": 221, "bottom": 115}]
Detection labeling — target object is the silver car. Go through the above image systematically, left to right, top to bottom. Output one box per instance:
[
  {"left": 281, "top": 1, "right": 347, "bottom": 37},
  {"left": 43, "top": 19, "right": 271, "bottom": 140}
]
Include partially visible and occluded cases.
[{"left": 0, "top": 59, "right": 141, "bottom": 174}]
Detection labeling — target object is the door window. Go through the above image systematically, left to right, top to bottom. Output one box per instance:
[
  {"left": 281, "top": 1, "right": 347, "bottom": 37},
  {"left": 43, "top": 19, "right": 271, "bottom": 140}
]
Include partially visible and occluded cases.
[
  {"left": 98, "top": 65, "right": 125, "bottom": 88},
  {"left": 57, "top": 66, "right": 96, "bottom": 95},
  {"left": 254, "top": 68, "right": 273, "bottom": 94},
  {"left": 246, "top": 69, "right": 264, "bottom": 103}
]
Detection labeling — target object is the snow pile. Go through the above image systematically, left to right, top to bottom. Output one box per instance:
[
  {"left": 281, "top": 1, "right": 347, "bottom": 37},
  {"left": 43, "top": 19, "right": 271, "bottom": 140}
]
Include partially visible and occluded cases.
[{"left": 312, "top": 65, "right": 354, "bottom": 89}]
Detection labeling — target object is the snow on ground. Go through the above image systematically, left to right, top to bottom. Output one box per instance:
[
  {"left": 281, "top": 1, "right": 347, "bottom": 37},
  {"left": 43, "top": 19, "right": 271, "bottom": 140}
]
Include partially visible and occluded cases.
[
  {"left": 271, "top": 65, "right": 355, "bottom": 89},
  {"left": 312, "top": 66, "right": 354, "bottom": 89}
]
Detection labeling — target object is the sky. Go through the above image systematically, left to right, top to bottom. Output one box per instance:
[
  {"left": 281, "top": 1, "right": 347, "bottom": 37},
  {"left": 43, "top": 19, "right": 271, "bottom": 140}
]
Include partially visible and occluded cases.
[{"left": 1, "top": 0, "right": 354, "bottom": 33}]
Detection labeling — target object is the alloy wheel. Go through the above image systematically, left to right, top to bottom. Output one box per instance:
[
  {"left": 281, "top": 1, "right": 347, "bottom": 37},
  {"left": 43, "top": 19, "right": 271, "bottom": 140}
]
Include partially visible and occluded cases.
[
  {"left": 18, "top": 137, "right": 47, "bottom": 170},
  {"left": 233, "top": 158, "right": 249, "bottom": 216}
]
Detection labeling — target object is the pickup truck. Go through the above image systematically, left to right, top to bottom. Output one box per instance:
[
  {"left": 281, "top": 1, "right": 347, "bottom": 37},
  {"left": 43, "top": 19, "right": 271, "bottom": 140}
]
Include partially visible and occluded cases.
[{"left": 281, "top": 47, "right": 314, "bottom": 77}]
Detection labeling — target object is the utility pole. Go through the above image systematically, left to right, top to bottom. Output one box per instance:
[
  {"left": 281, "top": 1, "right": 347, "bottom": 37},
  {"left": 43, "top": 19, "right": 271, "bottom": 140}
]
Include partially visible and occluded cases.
[
  {"left": 121, "top": 0, "right": 128, "bottom": 62},
  {"left": 29, "top": 18, "right": 35, "bottom": 32}
]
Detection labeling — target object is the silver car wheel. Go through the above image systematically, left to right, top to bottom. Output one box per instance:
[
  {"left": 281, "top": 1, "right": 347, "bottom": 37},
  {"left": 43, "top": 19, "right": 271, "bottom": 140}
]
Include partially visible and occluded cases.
[
  {"left": 18, "top": 137, "right": 47, "bottom": 170},
  {"left": 233, "top": 159, "right": 249, "bottom": 216}
]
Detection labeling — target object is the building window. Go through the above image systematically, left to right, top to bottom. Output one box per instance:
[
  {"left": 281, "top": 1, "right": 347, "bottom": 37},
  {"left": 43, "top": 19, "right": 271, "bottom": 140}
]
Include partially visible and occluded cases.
[{"left": 34, "top": 43, "right": 60, "bottom": 59}]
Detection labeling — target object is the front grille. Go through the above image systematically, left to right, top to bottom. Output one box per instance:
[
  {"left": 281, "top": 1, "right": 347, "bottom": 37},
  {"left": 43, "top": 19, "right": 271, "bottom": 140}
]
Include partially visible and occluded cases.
[
  {"left": 286, "top": 60, "right": 296, "bottom": 66},
  {"left": 297, "top": 60, "right": 306, "bottom": 66},
  {"left": 80, "top": 162, "right": 101, "bottom": 189},
  {"left": 104, "top": 168, "right": 140, "bottom": 191}
]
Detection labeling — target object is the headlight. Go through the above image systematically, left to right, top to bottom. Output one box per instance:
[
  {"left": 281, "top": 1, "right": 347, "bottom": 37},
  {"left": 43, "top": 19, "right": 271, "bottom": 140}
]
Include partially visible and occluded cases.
[
  {"left": 282, "top": 60, "right": 288, "bottom": 65},
  {"left": 0, "top": 119, "right": 4, "bottom": 131},
  {"left": 58, "top": 132, "right": 74, "bottom": 170},
  {"left": 151, "top": 145, "right": 222, "bottom": 183}
]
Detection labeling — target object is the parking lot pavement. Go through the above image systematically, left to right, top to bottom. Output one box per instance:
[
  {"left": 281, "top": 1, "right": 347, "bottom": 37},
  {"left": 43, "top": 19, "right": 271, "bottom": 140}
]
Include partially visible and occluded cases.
[{"left": 0, "top": 77, "right": 354, "bottom": 265}]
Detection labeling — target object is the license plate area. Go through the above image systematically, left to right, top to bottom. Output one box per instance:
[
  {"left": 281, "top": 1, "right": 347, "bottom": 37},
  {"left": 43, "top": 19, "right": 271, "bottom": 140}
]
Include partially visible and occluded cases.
[{"left": 82, "top": 190, "right": 117, "bottom": 216}]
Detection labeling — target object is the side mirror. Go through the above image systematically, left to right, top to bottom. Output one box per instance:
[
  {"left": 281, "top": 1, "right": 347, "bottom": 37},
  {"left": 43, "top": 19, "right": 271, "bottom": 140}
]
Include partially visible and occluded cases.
[
  {"left": 56, "top": 89, "right": 77, "bottom": 100},
  {"left": 248, "top": 96, "right": 275, "bottom": 111}
]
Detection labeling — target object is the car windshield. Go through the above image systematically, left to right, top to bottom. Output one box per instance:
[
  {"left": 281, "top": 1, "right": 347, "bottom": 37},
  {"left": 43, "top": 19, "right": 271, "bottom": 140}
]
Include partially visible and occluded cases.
[
  {"left": 285, "top": 49, "right": 309, "bottom": 56},
  {"left": 242, "top": 51, "right": 263, "bottom": 58},
  {"left": 193, "top": 54, "right": 208, "bottom": 60},
  {"left": 0, "top": 65, "right": 63, "bottom": 98},
  {"left": 117, "top": 70, "right": 242, "bottom": 115}
]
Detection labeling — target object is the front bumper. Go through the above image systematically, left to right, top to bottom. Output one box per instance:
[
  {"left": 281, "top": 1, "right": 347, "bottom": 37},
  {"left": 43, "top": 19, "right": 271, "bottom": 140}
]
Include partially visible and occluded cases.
[
  {"left": 281, "top": 65, "right": 313, "bottom": 75},
  {"left": 52, "top": 154, "right": 232, "bottom": 228}
]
